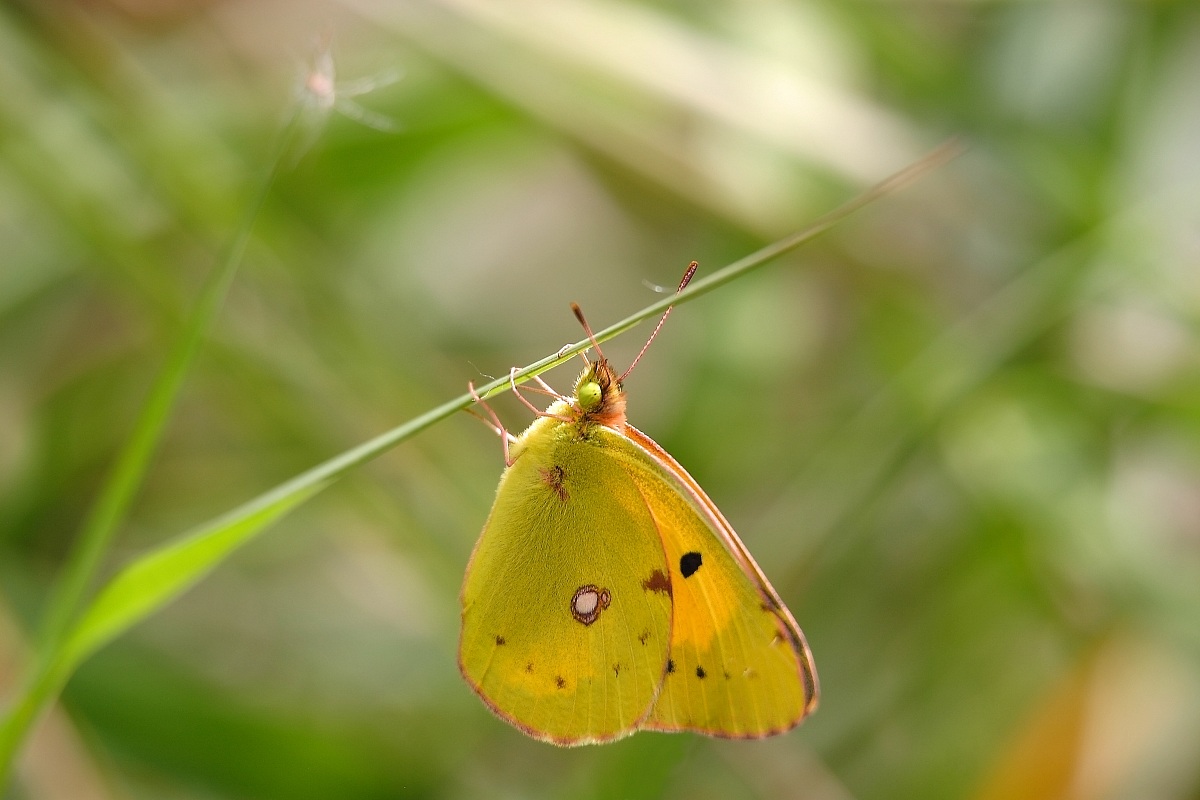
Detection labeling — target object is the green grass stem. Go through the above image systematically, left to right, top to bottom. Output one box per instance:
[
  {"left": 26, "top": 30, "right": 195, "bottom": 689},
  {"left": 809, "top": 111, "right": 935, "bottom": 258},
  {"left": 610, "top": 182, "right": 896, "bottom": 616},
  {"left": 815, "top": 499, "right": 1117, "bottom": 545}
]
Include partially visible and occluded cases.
[{"left": 0, "top": 139, "right": 956, "bottom": 788}]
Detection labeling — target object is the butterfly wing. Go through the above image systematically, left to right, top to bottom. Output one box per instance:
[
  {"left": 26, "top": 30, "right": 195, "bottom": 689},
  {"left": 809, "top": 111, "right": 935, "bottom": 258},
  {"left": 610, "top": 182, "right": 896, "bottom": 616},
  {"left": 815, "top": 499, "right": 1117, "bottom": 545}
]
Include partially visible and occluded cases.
[
  {"left": 459, "top": 418, "right": 674, "bottom": 745},
  {"left": 607, "top": 425, "right": 819, "bottom": 738}
]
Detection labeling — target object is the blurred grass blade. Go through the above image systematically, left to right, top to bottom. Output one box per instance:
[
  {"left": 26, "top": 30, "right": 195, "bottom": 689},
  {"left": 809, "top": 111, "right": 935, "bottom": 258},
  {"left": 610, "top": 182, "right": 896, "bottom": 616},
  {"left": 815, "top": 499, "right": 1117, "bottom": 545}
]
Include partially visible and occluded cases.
[
  {"left": 0, "top": 109, "right": 306, "bottom": 786},
  {"left": 35, "top": 110, "right": 303, "bottom": 654},
  {"left": 0, "top": 480, "right": 325, "bottom": 777},
  {"left": 60, "top": 481, "right": 329, "bottom": 670}
]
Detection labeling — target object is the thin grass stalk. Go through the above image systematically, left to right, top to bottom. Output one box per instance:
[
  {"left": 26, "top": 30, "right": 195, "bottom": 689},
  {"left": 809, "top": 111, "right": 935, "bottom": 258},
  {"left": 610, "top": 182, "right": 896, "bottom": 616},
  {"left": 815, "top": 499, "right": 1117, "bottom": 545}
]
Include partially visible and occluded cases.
[{"left": 0, "top": 106, "right": 306, "bottom": 787}]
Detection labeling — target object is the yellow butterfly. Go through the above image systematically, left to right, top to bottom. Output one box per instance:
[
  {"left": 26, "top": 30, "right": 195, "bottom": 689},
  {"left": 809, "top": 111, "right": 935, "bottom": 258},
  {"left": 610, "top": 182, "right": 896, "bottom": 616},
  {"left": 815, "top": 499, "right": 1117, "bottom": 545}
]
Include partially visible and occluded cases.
[{"left": 460, "top": 263, "right": 818, "bottom": 745}]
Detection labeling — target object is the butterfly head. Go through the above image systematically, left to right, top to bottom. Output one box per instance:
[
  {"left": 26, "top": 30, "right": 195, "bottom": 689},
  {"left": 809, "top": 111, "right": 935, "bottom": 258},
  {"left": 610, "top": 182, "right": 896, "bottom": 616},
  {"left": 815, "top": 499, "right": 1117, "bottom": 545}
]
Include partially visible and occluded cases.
[{"left": 573, "top": 358, "right": 627, "bottom": 430}]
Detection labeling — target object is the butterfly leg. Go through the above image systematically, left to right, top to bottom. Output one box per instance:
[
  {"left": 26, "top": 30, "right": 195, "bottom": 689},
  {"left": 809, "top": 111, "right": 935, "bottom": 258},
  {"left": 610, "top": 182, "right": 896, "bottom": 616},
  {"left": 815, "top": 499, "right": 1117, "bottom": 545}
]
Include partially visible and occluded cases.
[
  {"left": 550, "top": 341, "right": 590, "bottom": 370},
  {"left": 508, "top": 368, "right": 563, "bottom": 402},
  {"left": 509, "top": 368, "right": 572, "bottom": 422},
  {"left": 531, "top": 373, "right": 564, "bottom": 398},
  {"left": 467, "top": 381, "right": 516, "bottom": 466}
]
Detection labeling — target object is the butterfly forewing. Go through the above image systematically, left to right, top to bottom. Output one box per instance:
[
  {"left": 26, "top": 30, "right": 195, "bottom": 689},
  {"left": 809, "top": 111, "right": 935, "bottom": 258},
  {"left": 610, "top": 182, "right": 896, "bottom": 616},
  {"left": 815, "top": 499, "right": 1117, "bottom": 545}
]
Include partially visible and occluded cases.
[
  {"left": 459, "top": 417, "right": 674, "bottom": 745},
  {"left": 607, "top": 426, "right": 818, "bottom": 737}
]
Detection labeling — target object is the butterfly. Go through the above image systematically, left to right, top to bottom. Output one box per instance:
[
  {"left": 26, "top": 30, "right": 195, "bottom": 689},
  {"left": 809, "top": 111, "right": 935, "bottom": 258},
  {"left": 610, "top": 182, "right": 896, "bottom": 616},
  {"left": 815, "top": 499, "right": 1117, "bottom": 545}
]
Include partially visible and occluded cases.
[{"left": 459, "top": 262, "right": 818, "bottom": 744}]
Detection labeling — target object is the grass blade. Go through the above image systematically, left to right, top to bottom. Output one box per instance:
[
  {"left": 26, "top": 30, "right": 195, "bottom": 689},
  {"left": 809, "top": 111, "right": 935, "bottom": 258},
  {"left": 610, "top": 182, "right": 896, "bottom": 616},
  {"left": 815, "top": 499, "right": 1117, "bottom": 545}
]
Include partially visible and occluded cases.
[
  {"left": 0, "top": 108, "right": 306, "bottom": 786},
  {"left": 0, "top": 139, "right": 955, "bottom": 788},
  {"left": 0, "top": 479, "right": 324, "bottom": 778},
  {"left": 61, "top": 481, "right": 329, "bottom": 670}
]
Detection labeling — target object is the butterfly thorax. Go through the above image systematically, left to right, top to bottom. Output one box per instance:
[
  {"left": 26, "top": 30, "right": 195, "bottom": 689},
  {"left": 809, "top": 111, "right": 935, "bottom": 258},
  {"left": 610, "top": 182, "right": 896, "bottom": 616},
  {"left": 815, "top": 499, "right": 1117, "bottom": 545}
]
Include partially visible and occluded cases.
[
  {"left": 571, "top": 359, "right": 627, "bottom": 433},
  {"left": 509, "top": 360, "right": 627, "bottom": 462}
]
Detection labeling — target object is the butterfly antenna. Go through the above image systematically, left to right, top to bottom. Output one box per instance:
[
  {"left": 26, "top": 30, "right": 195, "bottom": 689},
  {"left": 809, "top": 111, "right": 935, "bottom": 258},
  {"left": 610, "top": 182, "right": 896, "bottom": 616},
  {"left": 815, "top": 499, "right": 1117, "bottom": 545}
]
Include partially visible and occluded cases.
[
  {"left": 620, "top": 260, "right": 697, "bottom": 383},
  {"left": 571, "top": 302, "right": 606, "bottom": 365}
]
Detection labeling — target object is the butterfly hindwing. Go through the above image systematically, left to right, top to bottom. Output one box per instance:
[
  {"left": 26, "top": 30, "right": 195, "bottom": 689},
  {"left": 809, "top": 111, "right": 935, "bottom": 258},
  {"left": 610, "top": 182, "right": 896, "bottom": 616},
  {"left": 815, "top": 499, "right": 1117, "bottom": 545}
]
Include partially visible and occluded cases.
[{"left": 459, "top": 417, "right": 674, "bottom": 745}]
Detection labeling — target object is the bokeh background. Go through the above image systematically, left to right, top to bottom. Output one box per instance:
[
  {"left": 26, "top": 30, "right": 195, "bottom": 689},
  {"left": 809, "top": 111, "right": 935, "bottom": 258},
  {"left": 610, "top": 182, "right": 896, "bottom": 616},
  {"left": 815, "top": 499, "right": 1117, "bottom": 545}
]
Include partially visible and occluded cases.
[{"left": 3, "top": 1, "right": 1200, "bottom": 798}]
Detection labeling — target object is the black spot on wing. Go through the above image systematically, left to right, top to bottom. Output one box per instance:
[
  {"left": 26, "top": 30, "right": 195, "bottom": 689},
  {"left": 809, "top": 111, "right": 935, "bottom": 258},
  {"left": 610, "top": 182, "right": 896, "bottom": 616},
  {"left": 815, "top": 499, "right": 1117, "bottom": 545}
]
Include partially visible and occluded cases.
[
  {"left": 680, "top": 551, "right": 702, "bottom": 578},
  {"left": 495, "top": 635, "right": 506, "bottom": 645},
  {"left": 666, "top": 659, "right": 676, "bottom": 675},
  {"left": 696, "top": 666, "right": 707, "bottom": 679},
  {"left": 555, "top": 676, "right": 566, "bottom": 689}
]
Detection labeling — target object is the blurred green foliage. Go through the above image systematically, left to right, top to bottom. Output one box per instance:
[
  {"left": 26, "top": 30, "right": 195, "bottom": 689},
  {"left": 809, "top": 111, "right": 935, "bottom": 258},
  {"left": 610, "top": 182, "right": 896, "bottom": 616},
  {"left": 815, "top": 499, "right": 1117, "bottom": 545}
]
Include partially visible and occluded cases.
[{"left": 2, "top": 1, "right": 1200, "bottom": 799}]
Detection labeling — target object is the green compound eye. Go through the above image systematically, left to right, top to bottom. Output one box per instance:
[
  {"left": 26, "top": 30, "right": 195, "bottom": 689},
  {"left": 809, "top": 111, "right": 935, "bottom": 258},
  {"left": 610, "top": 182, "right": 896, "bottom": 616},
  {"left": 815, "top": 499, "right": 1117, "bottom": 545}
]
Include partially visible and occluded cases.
[{"left": 577, "top": 380, "right": 602, "bottom": 411}]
